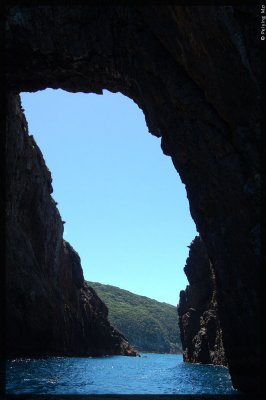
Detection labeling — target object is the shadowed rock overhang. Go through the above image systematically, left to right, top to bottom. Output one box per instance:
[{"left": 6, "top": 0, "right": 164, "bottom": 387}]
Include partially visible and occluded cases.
[{"left": 5, "top": 5, "right": 261, "bottom": 393}]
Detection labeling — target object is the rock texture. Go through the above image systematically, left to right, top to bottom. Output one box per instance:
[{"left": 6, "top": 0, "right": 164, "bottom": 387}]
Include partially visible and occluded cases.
[
  {"left": 4, "top": 5, "right": 260, "bottom": 392},
  {"left": 5, "top": 94, "right": 137, "bottom": 358},
  {"left": 178, "top": 236, "right": 227, "bottom": 365}
]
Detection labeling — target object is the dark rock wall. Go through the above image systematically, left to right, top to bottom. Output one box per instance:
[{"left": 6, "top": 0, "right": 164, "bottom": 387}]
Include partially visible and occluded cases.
[
  {"left": 5, "top": 5, "right": 260, "bottom": 392},
  {"left": 5, "top": 93, "right": 137, "bottom": 357},
  {"left": 178, "top": 236, "right": 227, "bottom": 366}
]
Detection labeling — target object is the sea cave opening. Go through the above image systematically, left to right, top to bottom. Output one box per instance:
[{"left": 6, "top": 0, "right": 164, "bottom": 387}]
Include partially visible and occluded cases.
[
  {"left": 5, "top": 4, "right": 260, "bottom": 394},
  {"left": 19, "top": 88, "right": 198, "bottom": 354}
]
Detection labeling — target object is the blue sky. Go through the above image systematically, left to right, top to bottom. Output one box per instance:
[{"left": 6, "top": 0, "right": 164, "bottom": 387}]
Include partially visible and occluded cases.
[{"left": 20, "top": 89, "right": 197, "bottom": 306}]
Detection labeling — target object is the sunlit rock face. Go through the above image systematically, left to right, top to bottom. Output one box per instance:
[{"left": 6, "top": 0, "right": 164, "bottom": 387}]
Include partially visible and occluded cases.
[
  {"left": 5, "top": 5, "right": 260, "bottom": 392},
  {"left": 178, "top": 236, "right": 227, "bottom": 366}
]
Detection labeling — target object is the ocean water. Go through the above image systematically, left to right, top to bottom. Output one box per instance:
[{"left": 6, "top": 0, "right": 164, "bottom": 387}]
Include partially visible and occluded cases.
[{"left": 6, "top": 353, "right": 239, "bottom": 395}]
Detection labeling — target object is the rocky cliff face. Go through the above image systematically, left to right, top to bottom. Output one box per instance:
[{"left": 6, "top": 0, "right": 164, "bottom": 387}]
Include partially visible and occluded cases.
[
  {"left": 4, "top": 5, "right": 260, "bottom": 392},
  {"left": 5, "top": 94, "right": 137, "bottom": 357},
  {"left": 178, "top": 236, "right": 226, "bottom": 365}
]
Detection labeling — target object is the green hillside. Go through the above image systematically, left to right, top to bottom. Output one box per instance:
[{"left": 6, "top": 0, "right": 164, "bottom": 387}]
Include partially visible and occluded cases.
[{"left": 87, "top": 281, "right": 182, "bottom": 354}]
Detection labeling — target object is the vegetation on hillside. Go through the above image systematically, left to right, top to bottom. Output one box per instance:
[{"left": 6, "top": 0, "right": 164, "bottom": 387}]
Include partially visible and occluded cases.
[{"left": 87, "top": 281, "right": 182, "bottom": 353}]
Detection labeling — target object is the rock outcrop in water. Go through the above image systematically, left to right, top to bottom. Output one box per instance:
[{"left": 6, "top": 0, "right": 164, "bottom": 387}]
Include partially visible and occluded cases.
[
  {"left": 5, "top": 5, "right": 260, "bottom": 392},
  {"left": 5, "top": 94, "right": 137, "bottom": 357},
  {"left": 178, "top": 236, "right": 227, "bottom": 365}
]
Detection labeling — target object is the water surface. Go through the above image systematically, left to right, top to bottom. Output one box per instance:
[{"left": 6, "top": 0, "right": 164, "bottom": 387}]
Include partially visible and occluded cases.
[{"left": 6, "top": 353, "right": 239, "bottom": 395}]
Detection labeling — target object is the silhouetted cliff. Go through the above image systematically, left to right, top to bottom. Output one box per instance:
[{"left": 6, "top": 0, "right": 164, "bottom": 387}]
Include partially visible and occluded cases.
[
  {"left": 5, "top": 94, "right": 137, "bottom": 357},
  {"left": 178, "top": 236, "right": 226, "bottom": 365}
]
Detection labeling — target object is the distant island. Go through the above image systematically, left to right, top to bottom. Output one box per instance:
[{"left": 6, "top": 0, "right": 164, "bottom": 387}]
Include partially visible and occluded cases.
[{"left": 87, "top": 281, "right": 182, "bottom": 354}]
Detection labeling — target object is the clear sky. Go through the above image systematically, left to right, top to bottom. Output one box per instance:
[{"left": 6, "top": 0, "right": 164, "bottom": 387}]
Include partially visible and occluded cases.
[{"left": 20, "top": 89, "right": 197, "bottom": 306}]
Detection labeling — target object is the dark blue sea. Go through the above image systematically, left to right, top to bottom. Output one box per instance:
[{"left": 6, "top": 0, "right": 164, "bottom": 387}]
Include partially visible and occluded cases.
[{"left": 6, "top": 353, "right": 240, "bottom": 395}]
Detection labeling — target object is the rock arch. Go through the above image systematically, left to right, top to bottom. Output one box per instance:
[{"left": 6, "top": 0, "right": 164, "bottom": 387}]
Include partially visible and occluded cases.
[{"left": 5, "top": 5, "right": 260, "bottom": 393}]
